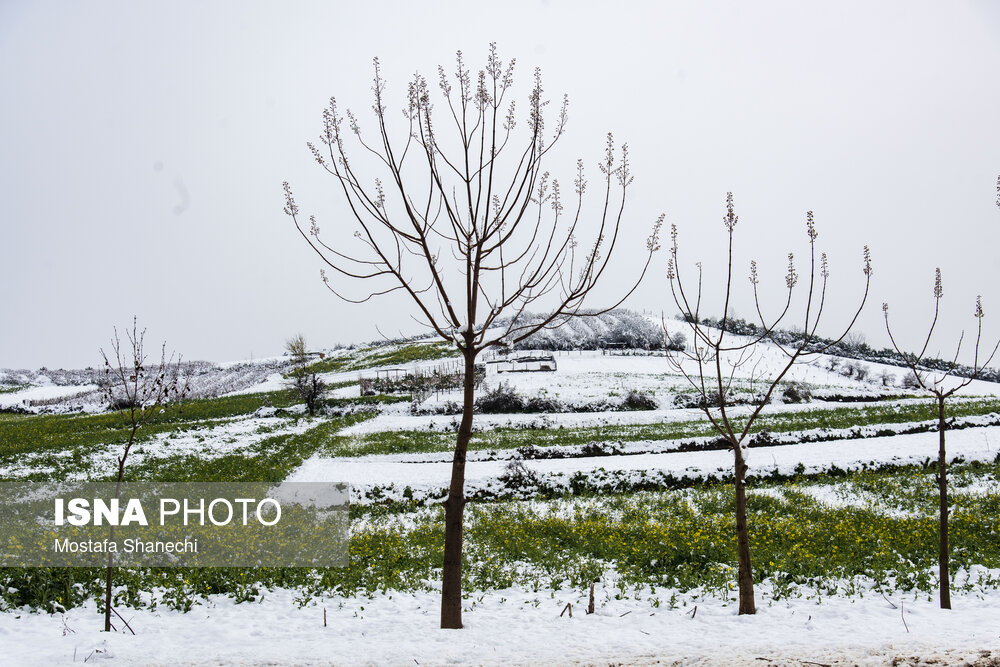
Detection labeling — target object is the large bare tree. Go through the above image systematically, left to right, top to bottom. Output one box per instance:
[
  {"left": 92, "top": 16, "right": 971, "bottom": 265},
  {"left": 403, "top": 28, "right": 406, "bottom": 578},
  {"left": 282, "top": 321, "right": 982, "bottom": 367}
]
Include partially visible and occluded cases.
[
  {"left": 283, "top": 44, "right": 657, "bottom": 628},
  {"left": 664, "top": 195, "right": 871, "bottom": 614},
  {"left": 883, "top": 270, "right": 999, "bottom": 609}
]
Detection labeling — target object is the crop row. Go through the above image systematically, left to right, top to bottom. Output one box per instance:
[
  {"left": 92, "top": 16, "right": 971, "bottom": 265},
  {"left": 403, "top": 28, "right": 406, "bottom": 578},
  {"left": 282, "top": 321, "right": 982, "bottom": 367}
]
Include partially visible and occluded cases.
[{"left": 326, "top": 397, "right": 1000, "bottom": 457}]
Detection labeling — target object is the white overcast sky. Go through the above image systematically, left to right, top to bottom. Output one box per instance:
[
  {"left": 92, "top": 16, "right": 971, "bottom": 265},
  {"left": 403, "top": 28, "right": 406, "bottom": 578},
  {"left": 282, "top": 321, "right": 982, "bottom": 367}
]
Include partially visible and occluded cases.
[{"left": 1, "top": 0, "right": 998, "bottom": 370}]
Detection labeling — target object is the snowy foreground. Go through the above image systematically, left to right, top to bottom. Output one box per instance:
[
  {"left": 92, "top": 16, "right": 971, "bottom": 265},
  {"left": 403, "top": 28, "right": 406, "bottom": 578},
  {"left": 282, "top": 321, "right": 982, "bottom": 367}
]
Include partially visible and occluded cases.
[{"left": 2, "top": 586, "right": 999, "bottom": 666}]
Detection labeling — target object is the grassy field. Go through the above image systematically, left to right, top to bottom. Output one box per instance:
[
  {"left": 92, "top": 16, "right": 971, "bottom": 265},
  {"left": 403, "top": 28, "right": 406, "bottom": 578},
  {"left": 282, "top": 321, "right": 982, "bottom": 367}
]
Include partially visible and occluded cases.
[
  {"left": 303, "top": 342, "right": 458, "bottom": 375},
  {"left": 2, "top": 365, "right": 1000, "bottom": 616},
  {"left": 0, "top": 388, "right": 401, "bottom": 482},
  {"left": 325, "top": 397, "right": 1000, "bottom": 457},
  {"left": 3, "top": 460, "right": 998, "bottom": 613}
]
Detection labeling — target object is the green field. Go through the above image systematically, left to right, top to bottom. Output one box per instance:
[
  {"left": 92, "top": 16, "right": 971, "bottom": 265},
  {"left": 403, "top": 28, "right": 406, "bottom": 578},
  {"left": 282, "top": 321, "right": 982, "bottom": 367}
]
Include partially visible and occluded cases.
[
  {"left": 302, "top": 342, "right": 459, "bottom": 375},
  {"left": 2, "top": 376, "right": 999, "bottom": 615},
  {"left": 324, "top": 397, "right": 1000, "bottom": 457},
  {"left": 3, "top": 460, "right": 998, "bottom": 613}
]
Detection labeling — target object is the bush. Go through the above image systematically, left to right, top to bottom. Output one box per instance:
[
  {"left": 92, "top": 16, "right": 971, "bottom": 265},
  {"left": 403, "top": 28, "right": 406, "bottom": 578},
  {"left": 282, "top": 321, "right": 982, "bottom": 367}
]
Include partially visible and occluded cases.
[
  {"left": 285, "top": 334, "right": 326, "bottom": 415},
  {"left": 838, "top": 361, "right": 869, "bottom": 382},
  {"left": 290, "top": 371, "right": 326, "bottom": 415},
  {"left": 901, "top": 371, "right": 922, "bottom": 390},
  {"left": 781, "top": 381, "right": 813, "bottom": 404},
  {"left": 475, "top": 383, "right": 525, "bottom": 413},
  {"left": 620, "top": 389, "right": 658, "bottom": 411},
  {"left": 673, "top": 391, "right": 723, "bottom": 409},
  {"left": 523, "top": 394, "right": 564, "bottom": 413},
  {"left": 107, "top": 396, "right": 137, "bottom": 411},
  {"left": 580, "top": 441, "right": 624, "bottom": 457},
  {"left": 497, "top": 458, "right": 539, "bottom": 492}
]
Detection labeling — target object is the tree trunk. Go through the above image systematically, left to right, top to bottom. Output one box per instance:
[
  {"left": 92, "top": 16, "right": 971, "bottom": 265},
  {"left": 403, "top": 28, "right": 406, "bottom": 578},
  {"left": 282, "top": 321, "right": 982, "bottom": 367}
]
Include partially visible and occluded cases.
[
  {"left": 441, "top": 347, "right": 476, "bottom": 629},
  {"left": 937, "top": 396, "right": 951, "bottom": 610},
  {"left": 734, "top": 445, "right": 756, "bottom": 615},
  {"left": 105, "top": 453, "right": 129, "bottom": 631},
  {"left": 104, "top": 549, "right": 114, "bottom": 632}
]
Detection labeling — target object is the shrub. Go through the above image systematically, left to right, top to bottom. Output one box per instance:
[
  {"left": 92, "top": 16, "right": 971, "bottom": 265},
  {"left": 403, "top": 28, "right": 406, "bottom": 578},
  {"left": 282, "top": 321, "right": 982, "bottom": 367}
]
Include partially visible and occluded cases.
[
  {"left": 285, "top": 334, "right": 326, "bottom": 415},
  {"left": 901, "top": 371, "right": 922, "bottom": 390},
  {"left": 781, "top": 381, "right": 813, "bottom": 404},
  {"left": 475, "top": 383, "right": 525, "bottom": 413},
  {"left": 620, "top": 389, "right": 658, "bottom": 411},
  {"left": 673, "top": 391, "right": 723, "bottom": 409},
  {"left": 523, "top": 394, "right": 564, "bottom": 413},
  {"left": 497, "top": 458, "right": 539, "bottom": 493}
]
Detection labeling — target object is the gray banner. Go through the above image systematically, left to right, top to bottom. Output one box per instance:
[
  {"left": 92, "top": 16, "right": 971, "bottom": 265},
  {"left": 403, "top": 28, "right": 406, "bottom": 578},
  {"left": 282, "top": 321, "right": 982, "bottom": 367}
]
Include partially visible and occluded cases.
[{"left": 0, "top": 482, "right": 349, "bottom": 567}]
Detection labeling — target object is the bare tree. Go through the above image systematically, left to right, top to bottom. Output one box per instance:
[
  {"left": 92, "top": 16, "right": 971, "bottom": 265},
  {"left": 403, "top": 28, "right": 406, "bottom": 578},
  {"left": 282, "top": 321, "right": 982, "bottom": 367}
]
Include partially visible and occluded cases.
[
  {"left": 283, "top": 44, "right": 657, "bottom": 628},
  {"left": 664, "top": 195, "right": 871, "bottom": 614},
  {"left": 882, "top": 270, "right": 999, "bottom": 609},
  {"left": 99, "top": 318, "right": 185, "bottom": 632},
  {"left": 285, "top": 333, "right": 325, "bottom": 415}
]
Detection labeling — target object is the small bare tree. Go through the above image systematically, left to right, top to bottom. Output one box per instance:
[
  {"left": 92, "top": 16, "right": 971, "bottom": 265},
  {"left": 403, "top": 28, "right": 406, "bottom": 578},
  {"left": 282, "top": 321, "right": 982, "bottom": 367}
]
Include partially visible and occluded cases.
[
  {"left": 283, "top": 44, "right": 657, "bottom": 628},
  {"left": 664, "top": 195, "right": 871, "bottom": 614},
  {"left": 883, "top": 270, "right": 999, "bottom": 609},
  {"left": 99, "top": 318, "right": 185, "bottom": 632},
  {"left": 285, "top": 333, "right": 325, "bottom": 415}
]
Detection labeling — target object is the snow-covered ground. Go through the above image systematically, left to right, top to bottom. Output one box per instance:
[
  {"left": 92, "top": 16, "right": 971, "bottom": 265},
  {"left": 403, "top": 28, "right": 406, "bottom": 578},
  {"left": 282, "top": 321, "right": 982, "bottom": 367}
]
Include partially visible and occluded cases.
[
  {"left": 5, "top": 328, "right": 1000, "bottom": 665},
  {"left": 343, "top": 346, "right": 998, "bottom": 429},
  {"left": 0, "top": 357, "right": 297, "bottom": 413},
  {"left": 0, "top": 383, "right": 98, "bottom": 409},
  {"left": 344, "top": 396, "right": 951, "bottom": 435},
  {"left": 0, "top": 412, "right": 318, "bottom": 480},
  {"left": 287, "top": 423, "right": 1000, "bottom": 503},
  {"left": 2, "top": 585, "right": 998, "bottom": 666}
]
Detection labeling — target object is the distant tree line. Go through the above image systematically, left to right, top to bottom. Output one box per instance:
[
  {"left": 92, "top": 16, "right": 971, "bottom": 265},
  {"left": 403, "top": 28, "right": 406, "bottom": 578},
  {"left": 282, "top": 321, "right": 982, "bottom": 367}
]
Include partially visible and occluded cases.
[
  {"left": 509, "top": 309, "right": 684, "bottom": 352},
  {"left": 696, "top": 315, "right": 1000, "bottom": 384}
]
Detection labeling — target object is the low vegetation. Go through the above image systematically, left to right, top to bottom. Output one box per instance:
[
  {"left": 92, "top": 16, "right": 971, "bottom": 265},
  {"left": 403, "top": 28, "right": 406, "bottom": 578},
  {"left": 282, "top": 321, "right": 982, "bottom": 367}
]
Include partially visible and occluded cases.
[
  {"left": 3, "top": 338, "right": 1000, "bottom": 622},
  {"left": 303, "top": 342, "right": 458, "bottom": 375},
  {"left": 0, "top": 388, "right": 400, "bottom": 481},
  {"left": 325, "top": 397, "right": 1000, "bottom": 458},
  {"left": 4, "top": 460, "right": 998, "bottom": 613}
]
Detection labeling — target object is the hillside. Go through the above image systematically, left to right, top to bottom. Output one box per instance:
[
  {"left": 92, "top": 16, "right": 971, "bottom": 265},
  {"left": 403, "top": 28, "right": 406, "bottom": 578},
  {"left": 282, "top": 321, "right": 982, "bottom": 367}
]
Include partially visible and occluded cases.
[{"left": 2, "top": 312, "right": 1000, "bottom": 665}]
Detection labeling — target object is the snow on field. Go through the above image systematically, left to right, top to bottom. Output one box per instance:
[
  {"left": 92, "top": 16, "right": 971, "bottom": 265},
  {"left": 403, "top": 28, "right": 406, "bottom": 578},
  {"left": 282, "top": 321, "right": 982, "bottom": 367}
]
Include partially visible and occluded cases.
[
  {"left": 230, "top": 334, "right": 995, "bottom": 409},
  {"left": 469, "top": 340, "right": 1000, "bottom": 399},
  {"left": 335, "top": 343, "right": 998, "bottom": 431},
  {"left": 222, "top": 372, "right": 288, "bottom": 396},
  {"left": 225, "top": 373, "right": 361, "bottom": 399},
  {"left": 0, "top": 384, "right": 97, "bottom": 409},
  {"left": 343, "top": 397, "right": 952, "bottom": 435},
  {"left": 344, "top": 403, "right": 691, "bottom": 435},
  {"left": 0, "top": 414, "right": 317, "bottom": 481},
  {"left": 91, "top": 414, "right": 316, "bottom": 470},
  {"left": 286, "top": 425, "right": 1000, "bottom": 502},
  {"left": 789, "top": 475, "right": 1000, "bottom": 517},
  {"left": 2, "top": 585, "right": 999, "bottom": 666}
]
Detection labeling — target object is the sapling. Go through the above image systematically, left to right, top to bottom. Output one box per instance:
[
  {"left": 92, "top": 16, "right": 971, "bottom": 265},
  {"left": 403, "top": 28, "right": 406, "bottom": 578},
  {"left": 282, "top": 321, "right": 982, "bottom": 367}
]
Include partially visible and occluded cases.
[
  {"left": 664, "top": 196, "right": 871, "bottom": 614},
  {"left": 883, "top": 269, "right": 999, "bottom": 609},
  {"left": 99, "top": 318, "right": 185, "bottom": 631},
  {"left": 284, "top": 333, "right": 325, "bottom": 415}
]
